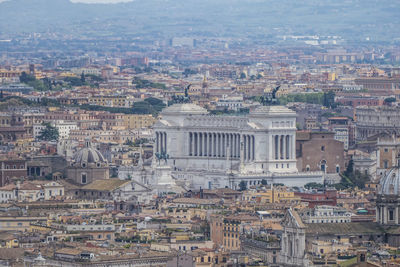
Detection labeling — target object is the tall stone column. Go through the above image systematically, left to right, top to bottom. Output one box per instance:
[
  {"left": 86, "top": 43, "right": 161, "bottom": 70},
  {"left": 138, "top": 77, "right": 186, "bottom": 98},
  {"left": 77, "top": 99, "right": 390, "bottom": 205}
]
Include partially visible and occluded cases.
[
  {"left": 156, "top": 132, "right": 159, "bottom": 153},
  {"left": 160, "top": 132, "right": 163, "bottom": 153},
  {"left": 164, "top": 132, "right": 167, "bottom": 154},
  {"left": 189, "top": 132, "right": 192, "bottom": 156},
  {"left": 192, "top": 132, "right": 196, "bottom": 156},
  {"left": 199, "top": 132, "right": 202, "bottom": 156},
  {"left": 203, "top": 132, "right": 207, "bottom": 157},
  {"left": 197, "top": 133, "right": 200, "bottom": 156},
  {"left": 209, "top": 133, "right": 212, "bottom": 157},
  {"left": 211, "top": 133, "right": 214, "bottom": 157},
  {"left": 215, "top": 133, "right": 218, "bottom": 157},
  {"left": 216, "top": 133, "right": 219, "bottom": 157},
  {"left": 219, "top": 133, "right": 223, "bottom": 157},
  {"left": 221, "top": 133, "right": 226, "bottom": 157},
  {"left": 222, "top": 133, "right": 225, "bottom": 157},
  {"left": 230, "top": 134, "right": 233, "bottom": 158},
  {"left": 232, "top": 134, "right": 237, "bottom": 158},
  {"left": 238, "top": 134, "right": 241, "bottom": 158},
  {"left": 243, "top": 135, "right": 247, "bottom": 161},
  {"left": 248, "top": 135, "right": 252, "bottom": 161},
  {"left": 272, "top": 135, "right": 275, "bottom": 160},
  {"left": 277, "top": 135, "right": 280, "bottom": 160},
  {"left": 282, "top": 135, "right": 286, "bottom": 161},
  {"left": 286, "top": 135, "right": 289, "bottom": 159},
  {"left": 252, "top": 136, "right": 255, "bottom": 160},
  {"left": 384, "top": 206, "right": 388, "bottom": 224}
]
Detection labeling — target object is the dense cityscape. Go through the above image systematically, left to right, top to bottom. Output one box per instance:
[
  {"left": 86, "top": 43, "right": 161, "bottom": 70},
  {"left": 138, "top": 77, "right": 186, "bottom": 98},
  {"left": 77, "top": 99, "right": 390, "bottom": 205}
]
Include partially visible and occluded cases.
[{"left": 0, "top": 0, "right": 400, "bottom": 266}]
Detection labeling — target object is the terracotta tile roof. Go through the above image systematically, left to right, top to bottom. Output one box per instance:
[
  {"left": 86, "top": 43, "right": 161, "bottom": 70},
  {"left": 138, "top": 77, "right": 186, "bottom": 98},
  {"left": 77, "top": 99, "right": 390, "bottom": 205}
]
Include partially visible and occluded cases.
[
  {"left": 81, "top": 179, "right": 130, "bottom": 191},
  {"left": 172, "top": 198, "right": 219, "bottom": 205}
]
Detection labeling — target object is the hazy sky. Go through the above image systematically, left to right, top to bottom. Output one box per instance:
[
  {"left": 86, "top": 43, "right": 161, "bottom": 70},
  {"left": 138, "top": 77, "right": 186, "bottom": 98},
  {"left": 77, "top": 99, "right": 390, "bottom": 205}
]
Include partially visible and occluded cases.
[
  {"left": 0, "top": 0, "right": 134, "bottom": 2},
  {"left": 70, "top": 0, "right": 133, "bottom": 3}
]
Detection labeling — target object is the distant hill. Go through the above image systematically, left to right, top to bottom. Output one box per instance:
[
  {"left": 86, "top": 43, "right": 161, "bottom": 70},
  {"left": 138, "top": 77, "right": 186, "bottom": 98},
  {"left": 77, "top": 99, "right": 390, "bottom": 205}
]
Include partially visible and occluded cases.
[{"left": 0, "top": 0, "right": 399, "bottom": 42}]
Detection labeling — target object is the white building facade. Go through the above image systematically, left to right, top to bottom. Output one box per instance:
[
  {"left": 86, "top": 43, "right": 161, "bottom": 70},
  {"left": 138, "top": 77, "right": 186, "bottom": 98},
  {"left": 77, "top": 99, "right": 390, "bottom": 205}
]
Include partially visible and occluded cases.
[
  {"left": 153, "top": 104, "right": 323, "bottom": 190},
  {"left": 33, "top": 120, "right": 78, "bottom": 140}
]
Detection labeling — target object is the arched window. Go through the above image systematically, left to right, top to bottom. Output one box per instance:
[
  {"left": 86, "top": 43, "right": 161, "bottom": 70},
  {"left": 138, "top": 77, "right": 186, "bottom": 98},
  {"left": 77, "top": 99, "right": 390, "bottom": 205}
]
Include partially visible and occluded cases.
[
  {"left": 320, "top": 160, "right": 327, "bottom": 172},
  {"left": 384, "top": 160, "right": 389, "bottom": 169},
  {"left": 81, "top": 173, "right": 87, "bottom": 184}
]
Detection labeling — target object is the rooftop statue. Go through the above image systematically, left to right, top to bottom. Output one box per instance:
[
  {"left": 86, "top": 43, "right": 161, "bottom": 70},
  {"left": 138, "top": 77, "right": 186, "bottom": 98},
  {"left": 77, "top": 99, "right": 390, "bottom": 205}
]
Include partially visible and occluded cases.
[{"left": 260, "top": 85, "right": 280, "bottom": 106}]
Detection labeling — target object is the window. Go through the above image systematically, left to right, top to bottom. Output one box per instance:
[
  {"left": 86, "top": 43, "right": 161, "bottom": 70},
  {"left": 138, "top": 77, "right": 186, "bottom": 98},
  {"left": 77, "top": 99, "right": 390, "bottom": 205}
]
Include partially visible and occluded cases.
[
  {"left": 321, "top": 146, "right": 325, "bottom": 151},
  {"left": 384, "top": 148, "right": 389, "bottom": 152},
  {"left": 320, "top": 160, "right": 327, "bottom": 172},
  {"left": 384, "top": 160, "right": 389, "bottom": 169},
  {"left": 336, "top": 166, "right": 340, "bottom": 173},
  {"left": 81, "top": 173, "right": 87, "bottom": 184},
  {"left": 390, "top": 210, "right": 394, "bottom": 221}
]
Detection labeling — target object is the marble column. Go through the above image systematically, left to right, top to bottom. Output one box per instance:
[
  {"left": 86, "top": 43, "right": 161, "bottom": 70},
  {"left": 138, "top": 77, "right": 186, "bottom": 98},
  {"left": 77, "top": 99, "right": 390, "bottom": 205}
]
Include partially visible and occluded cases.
[
  {"left": 156, "top": 132, "right": 159, "bottom": 153},
  {"left": 160, "top": 132, "right": 164, "bottom": 153},
  {"left": 164, "top": 132, "right": 167, "bottom": 154},
  {"left": 189, "top": 132, "right": 192, "bottom": 156},
  {"left": 199, "top": 132, "right": 202, "bottom": 156},
  {"left": 203, "top": 132, "right": 207, "bottom": 157},
  {"left": 192, "top": 133, "right": 195, "bottom": 156},
  {"left": 209, "top": 133, "right": 212, "bottom": 157},
  {"left": 211, "top": 133, "right": 214, "bottom": 157},
  {"left": 216, "top": 133, "right": 219, "bottom": 157},
  {"left": 219, "top": 133, "right": 223, "bottom": 157},
  {"left": 222, "top": 133, "right": 226, "bottom": 157},
  {"left": 229, "top": 134, "right": 233, "bottom": 158},
  {"left": 233, "top": 134, "right": 236, "bottom": 158},
  {"left": 238, "top": 134, "right": 241, "bottom": 158},
  {"left": 243, "top": 135, "right": 247, "bottom": 161},
  {"left": 248, "top": 135, "right": 252, "bottom": 161},
  {"left": 272, "top": 135, "right": 275, "bottom": 160},
  {"left": 276, "top": 135, "right": 279, "bottom": 160},
  {"left": 283, "top": 135, "right": 286, "bottom": 160},
  {"left": 286, "top": 135, "right": 289, "bottom": 159},
  {"left": 252, "top": 136, "right": 255, "bottom": 160},
  {"left": 384, "top": 206, "right": 388, "bottom": 224}
]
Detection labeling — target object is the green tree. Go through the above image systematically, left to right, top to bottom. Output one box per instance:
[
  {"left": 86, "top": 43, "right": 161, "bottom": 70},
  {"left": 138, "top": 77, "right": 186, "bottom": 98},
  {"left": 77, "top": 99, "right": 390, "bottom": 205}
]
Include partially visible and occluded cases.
[
  {"left": 19, "top": 71, "right": 36, "bottom": 83},
  {"left": 80, "top": 72, "right": 85, "bottom": 83},
  {"left": 240, "top": 73, "right": 246, "bottom": 79},
  {"left": 63, "top": 76, "right": 84, "bottom": 86},
  {"left": 323, "top": 91, "right": 336, "bottom": 108},
  {"left": 384, "top": 97, "right": 396, "bottom": 104},
  {"left": 38, "top": 123, "right": 59, "bottom": 141},
  {"left": 124, "top": 139, "right": 134, "bottom": 146},
  {"left": 344, "top": 159, "right": 354, "bottom": 177},
  {"left": 239, "top": 181, "right": 247, "bottom": 191},
  {"left": 304, "top": 182, "right": 324, "bottom": 189}
]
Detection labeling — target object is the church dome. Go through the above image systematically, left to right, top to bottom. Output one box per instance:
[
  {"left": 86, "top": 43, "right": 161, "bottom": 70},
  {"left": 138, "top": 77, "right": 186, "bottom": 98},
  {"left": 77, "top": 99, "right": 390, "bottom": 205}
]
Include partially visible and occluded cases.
[
  {"left": 71, "top": 140, "right": 107, "bottom": 168},
  {"left": 378, "top": 168, "right": 400, "bottom": 196}
]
